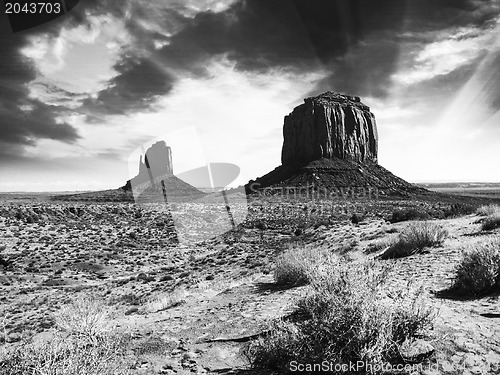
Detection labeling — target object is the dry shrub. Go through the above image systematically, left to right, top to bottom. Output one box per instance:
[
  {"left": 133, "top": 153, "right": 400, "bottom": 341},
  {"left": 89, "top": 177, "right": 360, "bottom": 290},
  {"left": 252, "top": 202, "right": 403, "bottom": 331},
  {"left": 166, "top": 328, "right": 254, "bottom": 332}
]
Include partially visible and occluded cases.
[
  {"left": 443, "top": 203, "right": 476, "bottom": 218},
  {"left": 477, "top": 204, "right": 500, "bottom": 216},
  {"left": 389, "top": 209, "right": 430, "bottom": 223},
  {"left": 481, "top": 213, "right": 500, "bottom": 231},
  {"left": 380, "top": 222, "right": 448, "bottom": 259},
  {"left": 450, "top": 238, "right": 500, "bottom": 297},
  {"left": 273, "top": 245, "right": 337, "bottom": 286},
  {"left": 245, "top": 261, "right": 434, "bottom": 372},
  {"left": 140, "top": 288, "right": 186, "bottom": 314},
  {"left": 1, "top": 294, "right": 131, "bottom": 375},
  {"left": 54, "top": 295, "right": 115, "bottom": 338},
  {"left": 0, "top": 332, "right": 131, "bottom": 375},
  {"left": 130, "top": 334, "right": 175, "bottom": 356}
]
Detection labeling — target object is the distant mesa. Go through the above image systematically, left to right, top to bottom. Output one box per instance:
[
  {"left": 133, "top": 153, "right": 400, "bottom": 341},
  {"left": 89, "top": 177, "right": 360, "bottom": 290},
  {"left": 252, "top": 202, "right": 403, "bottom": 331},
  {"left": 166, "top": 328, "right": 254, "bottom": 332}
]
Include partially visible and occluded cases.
[
  {"left": 248, "top": 91, "right": 425, "bottom": 196},
  {"left": 53, "top": 92, "right": 423, "bottom": 203},
  {"left": 123, "top": 141, "right": 204, "bottom": 201},
  {"left": 127, "top": 141, "right": 174, "bottom": 190}
]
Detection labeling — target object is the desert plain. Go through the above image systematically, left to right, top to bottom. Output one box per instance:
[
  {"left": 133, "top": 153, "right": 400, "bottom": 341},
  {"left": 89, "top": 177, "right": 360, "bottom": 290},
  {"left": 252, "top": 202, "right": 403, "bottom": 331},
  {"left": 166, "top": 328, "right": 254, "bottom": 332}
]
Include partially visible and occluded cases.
[{"left": 0, "top": 187, "right": 500, "bottom": 374}]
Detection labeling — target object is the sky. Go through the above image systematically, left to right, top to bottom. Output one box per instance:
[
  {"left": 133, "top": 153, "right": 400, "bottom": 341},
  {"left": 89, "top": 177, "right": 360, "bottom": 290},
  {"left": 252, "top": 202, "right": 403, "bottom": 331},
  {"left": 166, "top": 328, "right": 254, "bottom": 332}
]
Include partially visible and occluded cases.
[{"left": 1, "top": 0, "right": 500, "bottom": 192}]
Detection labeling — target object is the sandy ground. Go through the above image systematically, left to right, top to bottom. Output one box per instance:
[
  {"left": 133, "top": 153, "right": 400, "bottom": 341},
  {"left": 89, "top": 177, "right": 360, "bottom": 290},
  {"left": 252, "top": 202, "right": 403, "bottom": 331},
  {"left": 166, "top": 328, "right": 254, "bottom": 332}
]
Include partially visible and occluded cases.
[{"left": 0, "top": 199, "right": 499, "bottom": 374}]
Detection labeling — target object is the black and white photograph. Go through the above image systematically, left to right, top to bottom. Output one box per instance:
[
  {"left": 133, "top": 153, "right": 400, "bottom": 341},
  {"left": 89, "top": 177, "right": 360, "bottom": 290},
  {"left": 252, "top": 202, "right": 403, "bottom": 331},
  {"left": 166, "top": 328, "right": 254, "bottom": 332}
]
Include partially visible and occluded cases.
[{"left": 1, "top": 0, "right": 500, "bottom": 373}]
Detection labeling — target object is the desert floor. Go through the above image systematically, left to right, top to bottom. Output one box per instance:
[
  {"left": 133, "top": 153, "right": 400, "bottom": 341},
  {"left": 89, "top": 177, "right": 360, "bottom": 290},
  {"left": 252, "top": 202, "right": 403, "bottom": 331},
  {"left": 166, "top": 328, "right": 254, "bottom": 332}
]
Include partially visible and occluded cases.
[{"left": 0, "top": 195, "right": 499, "bottom": 374}]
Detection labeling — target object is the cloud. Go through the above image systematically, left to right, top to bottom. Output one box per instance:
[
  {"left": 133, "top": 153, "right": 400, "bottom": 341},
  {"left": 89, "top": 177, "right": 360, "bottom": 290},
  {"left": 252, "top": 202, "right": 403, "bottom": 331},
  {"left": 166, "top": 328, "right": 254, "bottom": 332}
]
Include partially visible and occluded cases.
[
  {"left": 0, "top": 0, "right": 200, "bottom": 161},
  {"left": 0, "top": 0, "right": 138, "bottom": 163},
  {"left": 2, "top": 0, "right": 500, "bottom": 181},
  {"left": 84, "top": 0, "right": 411, "bottom": 116},
  {"left": 87, "top": 0, "right": 499, "bottom": 113},
  {"left": 159, "top": 0, "right": 410, "bottom": 73},
  {"left": 0, "top": 19, "right": 81, "bottom": 162},
  {"left": 393, "top": 21, "right": 500, "bottom": 85},
  {"left": 311, "top": 37, "right": 403, "bottom": 98},
  {"left": 81, "top": 57, "right": 175, "bottom": 116},
  {"left": 0, "top": 91, "right": 80, "bottom": 145}
]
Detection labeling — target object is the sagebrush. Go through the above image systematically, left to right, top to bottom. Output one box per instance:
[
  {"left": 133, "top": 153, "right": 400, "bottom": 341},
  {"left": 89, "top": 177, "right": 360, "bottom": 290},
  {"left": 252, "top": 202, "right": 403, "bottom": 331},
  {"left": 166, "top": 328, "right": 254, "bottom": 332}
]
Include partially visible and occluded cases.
[
  {"left": 477, "top": 204, "right": 500, "bottom": 216},
  {"left": 482, "top": 213, "right": 500, "bottom": 231},
  {"left": 380, "top": 221, "right": 448, "bottom": 259},
  {"left": 449, "top": 238, "right": 500, "bottom": 297},
  {"left": 273, "top": 245, "right": 337, "bottom": 286},
  {"left": 246, "top": 260, "right": 434, "bottom": 373},
  {"left": 1, "top": 295, "right": 132, "bottom": 375},
  {"left": 54, "top": 295, "right": 115, "bottom": 338},
  {"left": 0, "top": 333, "right": 131, "bottom": 375}
]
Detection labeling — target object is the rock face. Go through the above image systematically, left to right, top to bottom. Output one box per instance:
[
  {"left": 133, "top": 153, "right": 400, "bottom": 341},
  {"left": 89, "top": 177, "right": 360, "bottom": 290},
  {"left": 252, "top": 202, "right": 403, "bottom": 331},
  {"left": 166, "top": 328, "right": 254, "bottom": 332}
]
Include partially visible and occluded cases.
[
  {"left": 247, "top": 91, "right": 426, "bottom": 197},
  {"left": 281, "top": 91, "right": 378, "bottom": 167},
  {"left": 123, "top": 141, "right": 203, "bottom": 200},
  {"left": 133, "top": 141, "right": 173, "bottom": 187}
]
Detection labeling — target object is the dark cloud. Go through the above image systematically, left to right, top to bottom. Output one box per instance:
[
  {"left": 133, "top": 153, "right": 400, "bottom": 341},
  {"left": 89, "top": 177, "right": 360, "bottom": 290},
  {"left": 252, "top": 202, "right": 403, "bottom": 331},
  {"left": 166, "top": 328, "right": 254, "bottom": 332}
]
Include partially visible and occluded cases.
[
  {"left": 0, "top": 0, "right": 144, "bottom": 161},
  {"left": 2, "top": 0, "right": 500, "bottom": 158},
  {"left": 77, "top": 0, "right": 500, "bottom": 118},
  {"left": 87, "top": 0, "right": 411, "bottom": 114},
  {"left": 138, "top": 0, "right": 410, "bottom": 101},
  {"left": 151, "top": 0, "right": 499, "bottom": 100},
  {"left": 159, "top": 0, "right": 409, "bottom": 72},
  {"left": 166, "top": 0, "right": 498, "bottom": 71},
  {"left": 404, "top": 0, "right": 500, "bottom": 31},
  {"left": 77, "top": 1, "right": 189, "bottom": 117},
  {"left": 0, "top": 11, "right": 82, "bottom": 162},
  {"left": 310, "top": 37, "right": 402, "bottom": 98},
  {"left": 82, "top": 58, "right": 175, "bottom": 117},
  {"left": 0, "top": 86, "right": 79, "bottom": 148}
]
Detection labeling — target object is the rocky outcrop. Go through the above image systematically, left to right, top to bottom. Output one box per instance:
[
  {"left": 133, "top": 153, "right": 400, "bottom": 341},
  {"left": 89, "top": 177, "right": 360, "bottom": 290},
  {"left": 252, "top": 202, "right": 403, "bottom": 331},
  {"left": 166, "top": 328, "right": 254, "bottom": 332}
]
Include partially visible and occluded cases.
[
  {"left": 247, "top": 91, "right": 428, "bottom": 197},
  {"left": 281, "top": 91, "right": 378, "bottom": 167},
  {"left": 121, "top": 141, "right": 204, "bottom": 201},
  {"left": 131, "top": 141, "right": 173, "bottom": 188}
]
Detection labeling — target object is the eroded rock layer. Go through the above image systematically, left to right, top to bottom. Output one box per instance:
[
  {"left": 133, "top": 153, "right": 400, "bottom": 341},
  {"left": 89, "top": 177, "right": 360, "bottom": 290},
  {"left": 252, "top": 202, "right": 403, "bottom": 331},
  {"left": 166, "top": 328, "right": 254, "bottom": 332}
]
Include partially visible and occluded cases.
[{"left": 281, "top": 91, "right": 378, "bottom": 167}]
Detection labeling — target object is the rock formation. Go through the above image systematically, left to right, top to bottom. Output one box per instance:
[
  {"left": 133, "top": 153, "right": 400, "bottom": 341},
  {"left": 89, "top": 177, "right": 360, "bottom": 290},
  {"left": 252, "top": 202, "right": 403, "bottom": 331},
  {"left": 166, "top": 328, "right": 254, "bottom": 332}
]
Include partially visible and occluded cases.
[
  {"left": 248, "top": 91, "right": 425, "bottom": 197},
  {"left": 281, "top": 91, "right": 378, "bottom": 167},
  {"left": 123, "top": 141, "right": 203, "bottom": 201},
  {"left": 130, "top": 141, "right": 173, "bottom": 189}
]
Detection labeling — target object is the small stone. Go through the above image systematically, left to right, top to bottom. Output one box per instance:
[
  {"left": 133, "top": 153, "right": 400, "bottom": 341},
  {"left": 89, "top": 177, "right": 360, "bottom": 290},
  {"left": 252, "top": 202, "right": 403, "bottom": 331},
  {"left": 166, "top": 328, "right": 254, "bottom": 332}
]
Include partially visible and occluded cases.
[
  {"left": 160, "top": 274, "right": 174, "bottom": 281},
  {"left": 6, "top": 332, "right": 22, "bottom": 343},
  {"left": 400, "top": 339, "right": 435, "bottom": 362},
  {"left": 183, "top": 351, "right": 197, "bottom": 360},
  {"left": 162, "top": 360, "right": 177, "bottom": 370}
]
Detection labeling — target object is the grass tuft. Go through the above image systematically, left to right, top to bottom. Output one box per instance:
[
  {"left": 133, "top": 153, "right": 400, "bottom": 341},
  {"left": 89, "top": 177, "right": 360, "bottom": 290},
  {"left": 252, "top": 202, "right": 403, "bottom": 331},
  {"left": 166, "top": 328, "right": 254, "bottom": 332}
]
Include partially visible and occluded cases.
[
  {"left": 443, "top": 203, "right": 476, "bottom": 218},
  {"left": 477, "top": 204, "right": 500, "bottom": 216},
  {"left": 481, "top": 213, "right": 500, "bottom": 231},
  {"left": 380, "top": 222, "right": 448, "bottom": 259},
  {"left": 448, "top": 238, "right": 500, "bottom": 297},
  {"left": 273, "top": 246, "right": 336, "bottom": 286},
  {"left": 245, "top": 260, "right": 434, "bottom": 372},
  {"left": 140, "top": 289, "right": 186, "bottom": 314},
  {"left": 1, "top": 294, "right": 132, "bottom": 375},
  {"left": 54, "top": 295, "right": 115, "bottom": 338},
  {"left": 0, "top": 332, "right": 131, "bottom": 375}
]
